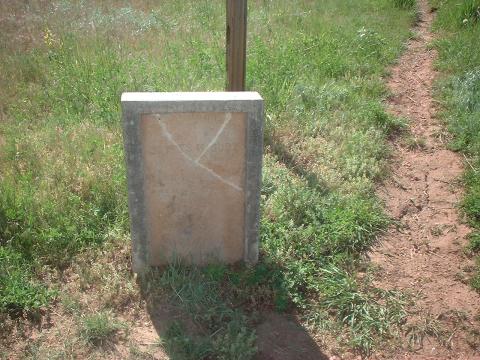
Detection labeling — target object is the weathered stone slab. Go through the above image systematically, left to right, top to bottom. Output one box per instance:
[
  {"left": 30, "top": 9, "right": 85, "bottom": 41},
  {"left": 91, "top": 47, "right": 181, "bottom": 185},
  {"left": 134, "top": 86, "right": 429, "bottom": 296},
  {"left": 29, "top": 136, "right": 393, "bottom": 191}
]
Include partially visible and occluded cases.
[{"left": 122, "top": 92, "right": 263, "bottom": 272}]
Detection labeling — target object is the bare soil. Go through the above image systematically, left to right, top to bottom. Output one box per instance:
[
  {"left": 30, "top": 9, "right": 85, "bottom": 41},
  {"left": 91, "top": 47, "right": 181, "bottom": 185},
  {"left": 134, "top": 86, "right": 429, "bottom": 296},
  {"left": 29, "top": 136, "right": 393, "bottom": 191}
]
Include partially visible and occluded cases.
[{"left": 370, "top": 0, "right": 480, "bottom": 358}]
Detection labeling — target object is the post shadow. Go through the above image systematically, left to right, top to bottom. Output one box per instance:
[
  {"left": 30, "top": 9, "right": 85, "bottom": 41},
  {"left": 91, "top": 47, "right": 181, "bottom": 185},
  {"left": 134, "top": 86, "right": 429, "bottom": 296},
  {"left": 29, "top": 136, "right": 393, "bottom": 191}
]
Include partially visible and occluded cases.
[{"left": 264, "top": 130, "right": 330, "bottom": 194}]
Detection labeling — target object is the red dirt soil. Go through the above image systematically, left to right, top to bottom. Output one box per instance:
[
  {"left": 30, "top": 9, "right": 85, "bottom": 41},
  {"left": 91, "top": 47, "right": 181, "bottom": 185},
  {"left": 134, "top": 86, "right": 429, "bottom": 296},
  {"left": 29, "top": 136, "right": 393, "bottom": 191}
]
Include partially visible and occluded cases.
[{"left": 370, "top": 0, "right": 480, "bottom": 358}]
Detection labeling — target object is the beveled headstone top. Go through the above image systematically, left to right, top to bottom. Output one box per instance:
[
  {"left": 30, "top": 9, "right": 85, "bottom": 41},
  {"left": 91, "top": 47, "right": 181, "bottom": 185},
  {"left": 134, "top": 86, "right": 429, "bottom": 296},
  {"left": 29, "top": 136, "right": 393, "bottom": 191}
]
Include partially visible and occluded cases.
[{"left": 122, "top": 92, "right": 263, "bottom": 272}]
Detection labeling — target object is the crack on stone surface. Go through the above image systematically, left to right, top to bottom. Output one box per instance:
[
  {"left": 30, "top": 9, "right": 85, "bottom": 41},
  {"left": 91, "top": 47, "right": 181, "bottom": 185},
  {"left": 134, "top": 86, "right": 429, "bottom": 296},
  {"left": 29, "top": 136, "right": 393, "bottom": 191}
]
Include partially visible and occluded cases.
[
  {"left": 196, "top": 112, "right": 231, "bottom": 162},
  {"left": 158, "top": 116, "right": 242, "bottom": 192}
]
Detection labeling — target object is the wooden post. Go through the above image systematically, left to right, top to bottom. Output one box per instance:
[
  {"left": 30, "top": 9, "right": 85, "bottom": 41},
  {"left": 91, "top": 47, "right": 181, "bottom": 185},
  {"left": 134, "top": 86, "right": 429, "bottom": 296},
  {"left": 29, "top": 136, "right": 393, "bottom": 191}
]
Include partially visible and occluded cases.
[{"left": 226, "top": 0, "right": 247, "bottom": 91}]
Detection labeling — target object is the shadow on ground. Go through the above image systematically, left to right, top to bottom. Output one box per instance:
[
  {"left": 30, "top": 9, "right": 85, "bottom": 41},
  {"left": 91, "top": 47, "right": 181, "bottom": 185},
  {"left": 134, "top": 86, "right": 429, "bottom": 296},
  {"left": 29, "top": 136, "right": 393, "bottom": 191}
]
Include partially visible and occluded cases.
[
  {"left": 266, "top": 132, "right": 330, "bottom": 193},
  {"left": 134, "top": 133, "right": 331, "bottom": 359},
  {"left": 138, "top": 267, "right": 328, "bottom": 360},
  {"left": 254, "top": 312, "right": 328, "bottom": 360}
]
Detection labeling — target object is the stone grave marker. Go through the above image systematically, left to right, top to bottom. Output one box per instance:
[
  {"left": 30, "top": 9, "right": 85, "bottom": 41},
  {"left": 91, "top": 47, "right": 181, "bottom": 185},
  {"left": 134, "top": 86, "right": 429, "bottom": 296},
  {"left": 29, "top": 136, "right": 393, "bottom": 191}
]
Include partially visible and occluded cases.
[{"left": 122, "top": 92, "right": 263, "bottom": 272}]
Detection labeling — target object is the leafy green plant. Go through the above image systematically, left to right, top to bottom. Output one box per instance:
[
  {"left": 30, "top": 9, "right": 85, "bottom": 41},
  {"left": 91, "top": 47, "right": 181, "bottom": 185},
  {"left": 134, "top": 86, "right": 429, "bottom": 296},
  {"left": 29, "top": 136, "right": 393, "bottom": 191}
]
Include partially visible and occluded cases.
[{"left": 0, "top": 247, "right": 55, "bottom": 316}]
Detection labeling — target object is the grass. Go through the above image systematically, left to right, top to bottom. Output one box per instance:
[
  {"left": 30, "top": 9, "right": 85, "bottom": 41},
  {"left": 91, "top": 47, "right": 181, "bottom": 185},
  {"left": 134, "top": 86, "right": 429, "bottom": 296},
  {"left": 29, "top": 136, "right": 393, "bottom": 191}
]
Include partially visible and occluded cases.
[
  {"left": 0, "top": 0, "right": 416, "bottom": 358},
  {"left": 393, "top": 0, "right": 416, "bottom": 9},
  {"left": 431, "top": 0, "right": 480, "bottom": 293},
  {"left": 461, "top": 0, "right": 480, "bottom": 25},
  {"left": 404, "top": 135, "right": 427, "bottom": 150},
  {"left": 0, "top": 246, "right": 56, "bottom": 316},
  {"left": 143, "top": 265, "right": 257, "bottom": 360},
  {"left": 79, "top": 311, "right": 126, "bottom": 346},
  {"left": 405, "top": 315, "right": 445, "bottom": 351}
]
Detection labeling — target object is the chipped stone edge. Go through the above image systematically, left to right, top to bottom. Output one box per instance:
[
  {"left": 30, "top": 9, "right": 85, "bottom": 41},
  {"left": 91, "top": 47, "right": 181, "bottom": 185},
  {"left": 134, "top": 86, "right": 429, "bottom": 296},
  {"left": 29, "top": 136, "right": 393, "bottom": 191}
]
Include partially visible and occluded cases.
[{"left": 121, "top": 92, "right": 264, "bottom": 273}]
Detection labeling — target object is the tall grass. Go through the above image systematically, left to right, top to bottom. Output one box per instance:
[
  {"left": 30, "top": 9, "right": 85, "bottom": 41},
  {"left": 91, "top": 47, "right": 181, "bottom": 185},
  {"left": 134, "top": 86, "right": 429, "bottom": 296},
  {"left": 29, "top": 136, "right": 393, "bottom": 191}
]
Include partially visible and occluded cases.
[
  {"left": 0, "top": 0, "right": 415, "bottom": 356},
  {"left": 393, "top": 0, "right": 416, "bottom": 9},
  {"left": 432, "top": 0, "right": 480, "bottom": 291},
  {"left": 461, "top": 0, "right": 480, "bottom": 25}
]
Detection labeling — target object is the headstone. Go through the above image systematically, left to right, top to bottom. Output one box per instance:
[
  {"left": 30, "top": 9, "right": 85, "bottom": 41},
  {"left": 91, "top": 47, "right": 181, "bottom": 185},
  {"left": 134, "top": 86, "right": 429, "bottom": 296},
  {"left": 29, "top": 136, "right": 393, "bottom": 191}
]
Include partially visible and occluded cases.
[{"left": 122, "top": 92, "right": 263, "bottom": 272}]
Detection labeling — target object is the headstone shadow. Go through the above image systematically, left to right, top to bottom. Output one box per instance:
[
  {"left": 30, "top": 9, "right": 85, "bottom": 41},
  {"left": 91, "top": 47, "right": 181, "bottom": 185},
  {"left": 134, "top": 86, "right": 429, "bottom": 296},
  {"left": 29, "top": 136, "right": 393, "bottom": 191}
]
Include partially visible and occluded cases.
[
  {"left": 137, "top": 265, "right": 329, "bottom": 360},
  {"left": 255, "top": 312, "right": 329, "bottom": 360}
]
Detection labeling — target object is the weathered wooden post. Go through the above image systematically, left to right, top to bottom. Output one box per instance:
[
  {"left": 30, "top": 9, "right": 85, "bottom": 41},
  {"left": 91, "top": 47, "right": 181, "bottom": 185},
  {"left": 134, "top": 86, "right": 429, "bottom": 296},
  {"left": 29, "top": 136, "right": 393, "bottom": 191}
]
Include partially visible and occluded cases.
[{"left": 226, "top": 0, "right": 247, "bottom": 91}]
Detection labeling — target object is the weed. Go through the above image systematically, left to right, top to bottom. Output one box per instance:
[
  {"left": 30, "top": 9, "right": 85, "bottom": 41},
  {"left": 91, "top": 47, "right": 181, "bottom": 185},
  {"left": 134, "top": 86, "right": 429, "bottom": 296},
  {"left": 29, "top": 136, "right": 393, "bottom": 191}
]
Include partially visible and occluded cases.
[
  {"left": 404, "top": 135, "right": 427, "bottom": 150},
  {"left": 464, "top": 170, "right": 480, "bottom": 227},
  {"left": 430, "top": 225, "right": 444, "bottom": 237},
  {"left": 468, "top": 232, "right": 480, "bottom": 253},
  {"left": 0, "top": 247, "right": 55, "bottom": 316},
  {"left": 471, "top": 257, "right": 480, "bottom": 292},
  {"left": 314, "top": 266, "right": 406, "bottom": 353},
  {"left": 61, "top": 294, "right": 83, "bottom": 315},
  {"left": 79, "top": 310, "right": 126, "bottom": 346},
  {"left": 405, "top": 315, "right": 445, "bottom": 350},
  {"left": 162, "top": 321, "right": 214, "bottom": 360},
  {"left": 129, "top": 345, "right": 158, "bottom": 360}
]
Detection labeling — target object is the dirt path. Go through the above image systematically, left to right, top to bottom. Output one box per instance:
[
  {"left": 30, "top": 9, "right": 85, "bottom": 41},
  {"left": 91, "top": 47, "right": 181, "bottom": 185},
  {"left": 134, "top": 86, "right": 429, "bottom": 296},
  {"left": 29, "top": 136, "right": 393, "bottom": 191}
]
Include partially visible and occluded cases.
[{"left": 370, "top": 0, "right": 480, "bottom": 358}]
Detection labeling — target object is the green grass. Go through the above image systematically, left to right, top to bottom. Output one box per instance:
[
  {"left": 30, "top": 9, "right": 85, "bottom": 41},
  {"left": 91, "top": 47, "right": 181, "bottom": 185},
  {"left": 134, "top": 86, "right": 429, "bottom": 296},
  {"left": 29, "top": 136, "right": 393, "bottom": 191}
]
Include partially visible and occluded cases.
[
  {"left": 0, "top": 0, "right": 416, "bottom": 357},
  {"left": 393, "top": 0, "right": 416, "bottom": 9},
  {"left": 431, "top": 0, "right": 480, "bottom": 292},
  {"left": 461, "top": 0, "right": 480, "bottom": 25},
  {"left": 0, "top": 246, "right": 56, "bottom": 316},
  {"left": 144, "top": 265, "right": 257, "bottom": 360},
  {"left": 79, "top": 310, "right": 126, "bottom": 346}
]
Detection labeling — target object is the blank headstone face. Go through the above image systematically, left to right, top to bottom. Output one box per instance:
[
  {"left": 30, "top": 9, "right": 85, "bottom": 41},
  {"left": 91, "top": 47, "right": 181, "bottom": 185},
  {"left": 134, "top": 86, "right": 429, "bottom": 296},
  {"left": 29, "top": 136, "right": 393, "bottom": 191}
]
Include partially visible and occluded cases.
[
  {"left": 122, "top": 93, "right": 263, "bottom": 272},
  {"left": 142, "top": 111, "right": 246, "bottom": 264}
]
